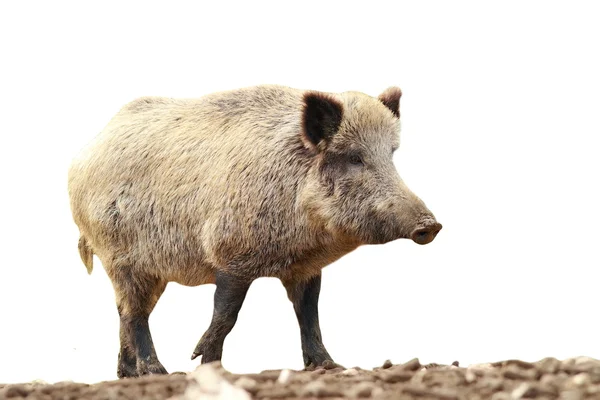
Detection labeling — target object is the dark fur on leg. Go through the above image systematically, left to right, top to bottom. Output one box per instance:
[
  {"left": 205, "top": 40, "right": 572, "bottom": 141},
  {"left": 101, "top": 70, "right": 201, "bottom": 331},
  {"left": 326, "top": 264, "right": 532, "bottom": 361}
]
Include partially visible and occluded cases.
[
  {"left": 112, "top": 268, "right": 168, "bottom": 378},
  {"left": 191, "top": 271, "right": 251, "bottom": 363},
  {"left": 283, "top": 273, "right": 340, "bottom": 368},
  {"left": 117, "top": 322, "right": 138, "bottom": 378}
]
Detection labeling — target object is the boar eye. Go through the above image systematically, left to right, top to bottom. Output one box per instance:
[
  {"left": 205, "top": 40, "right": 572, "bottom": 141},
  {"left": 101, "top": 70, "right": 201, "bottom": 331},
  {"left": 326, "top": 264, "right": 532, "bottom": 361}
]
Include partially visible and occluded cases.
[{"left": 348, "top": 154, "right": 364, "bottom": 166}]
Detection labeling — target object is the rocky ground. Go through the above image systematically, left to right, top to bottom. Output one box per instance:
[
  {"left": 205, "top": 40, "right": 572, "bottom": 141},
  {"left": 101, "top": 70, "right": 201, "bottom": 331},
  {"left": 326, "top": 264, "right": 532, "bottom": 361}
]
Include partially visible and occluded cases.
[{"left": 2, "top": 357, "right": 600, "bottom": 399}]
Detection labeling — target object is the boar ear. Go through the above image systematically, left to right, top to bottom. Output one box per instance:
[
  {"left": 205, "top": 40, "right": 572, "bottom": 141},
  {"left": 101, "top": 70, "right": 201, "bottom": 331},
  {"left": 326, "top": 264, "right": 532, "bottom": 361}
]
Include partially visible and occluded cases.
[
  {"left": 378, "top": 86, "right": 402, "bottom": 118},
  {"left": 302, "top": 92, "right": 344, "bottom": 149}
]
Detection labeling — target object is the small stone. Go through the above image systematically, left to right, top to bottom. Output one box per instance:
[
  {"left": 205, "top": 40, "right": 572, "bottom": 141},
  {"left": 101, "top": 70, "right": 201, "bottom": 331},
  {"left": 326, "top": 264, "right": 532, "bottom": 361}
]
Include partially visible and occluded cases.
[
  {"left": 565, "top": 356, "right": 600, "bottom": 366},
  {"left": 537, "top": 357, "right": 561, "bottom": 374},
  {"left": 401, "top": 358, "right": 422, "bottom": 371},
  {"left": 560, "top": 358, "right": 600, "bottom": 375},
  {"left": 382, "top": 359, "right": 393, "bottom": 369},
  {"left": 452, "top": 361, "right": 460, "bottom": 367},
  {"left": 469, "top": 362, "right": 495, "bottom": 370},
  {"left": 562, "top": 362, "right": 599, "bottom": 375},
  {"left": 186, "top": 363, "right": 251, "bottom": 400},
  {"left": 188, "top": 364, "right": 221, "bottom": 392},
  {"left": 503, "top": 365, "right": 539, "bottom": 380},
  {"left": 342, "top": 368, "right": 360, "bottom": 376},
  {"left": 277, "top": 369, "right": 292, "bottom": 384},
  {"left": 465, "top": 369, "right": 477, "bottom": 383},
  {"left": 377, "top": 370, "right": 413, "bottom": 383},
  {"left": 564, "top": 373, "right": 591, "bottom": 389},
  {"left": 572, "top": 373, "right": 590, "bottom": 386},
  {"left": 346, "top": 382, "right": 375, "bottom": 398},
  {"left": 511, "top": 383, "right": 531, "bottom": 399},
  {"left": 4, "top": 385, "right": 32, "bottom": 397}
]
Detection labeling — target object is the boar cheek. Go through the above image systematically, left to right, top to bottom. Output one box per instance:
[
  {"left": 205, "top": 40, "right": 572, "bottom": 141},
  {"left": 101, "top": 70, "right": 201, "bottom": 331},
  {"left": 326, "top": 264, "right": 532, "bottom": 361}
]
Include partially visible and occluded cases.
[{"left": 317, "top": 155, "right": 351, "bottom": 197}]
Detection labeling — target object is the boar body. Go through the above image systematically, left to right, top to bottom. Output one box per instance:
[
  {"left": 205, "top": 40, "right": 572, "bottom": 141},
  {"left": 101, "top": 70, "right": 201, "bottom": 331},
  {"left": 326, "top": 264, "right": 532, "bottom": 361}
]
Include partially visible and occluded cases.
[{"left": 68, "top": 84, "right": 441, "bottom": 377}]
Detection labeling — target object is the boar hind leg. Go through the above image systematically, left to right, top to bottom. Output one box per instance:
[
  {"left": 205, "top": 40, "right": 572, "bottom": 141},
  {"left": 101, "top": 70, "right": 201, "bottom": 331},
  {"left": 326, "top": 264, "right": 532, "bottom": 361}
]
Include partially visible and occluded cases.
[
  {"left": 111, "top": 267, "right": 168, "bottom": 378},
  {"left": 191, "top": 271, "right": 251, "bottom": 364},
  {"left": 283, "top": 273, "right": 338, "bottom": 369}
]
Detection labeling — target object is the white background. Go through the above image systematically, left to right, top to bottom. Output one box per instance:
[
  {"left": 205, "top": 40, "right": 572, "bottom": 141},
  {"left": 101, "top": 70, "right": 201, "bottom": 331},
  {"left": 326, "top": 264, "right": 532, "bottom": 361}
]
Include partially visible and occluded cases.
[{"left": 1, "top": 0, "right": 599, "bottom": 385}]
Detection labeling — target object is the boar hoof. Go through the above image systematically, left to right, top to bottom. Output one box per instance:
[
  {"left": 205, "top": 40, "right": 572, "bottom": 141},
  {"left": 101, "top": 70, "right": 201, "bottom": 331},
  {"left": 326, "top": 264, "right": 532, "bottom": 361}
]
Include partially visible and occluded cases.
[
  {"left": 191, "top": 342, "right": 222, "bottom": 364},
  {"left": 191, "top": 350, "right": 221, "bottom": 364},
  {"left": 117, "top": 354, "right": 139, "bottom": 379},
  {"left": 304, "top": 359, "right": 345, "bottom": 370},
  {"left": 136, "top": 360, "right": 168, "bottom": 376},
  {"left": 321, "top": 360, "right": 345, "bottom": 370},
  {"left": 117, "top": 364, "right": 138, "bottom": 379}
]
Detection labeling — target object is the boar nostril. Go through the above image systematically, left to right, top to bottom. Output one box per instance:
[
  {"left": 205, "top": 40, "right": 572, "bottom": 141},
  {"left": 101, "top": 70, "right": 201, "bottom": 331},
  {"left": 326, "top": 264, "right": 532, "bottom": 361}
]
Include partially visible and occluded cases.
[{"left": 411, "top": 222, "right": 442, "bottom": 245}]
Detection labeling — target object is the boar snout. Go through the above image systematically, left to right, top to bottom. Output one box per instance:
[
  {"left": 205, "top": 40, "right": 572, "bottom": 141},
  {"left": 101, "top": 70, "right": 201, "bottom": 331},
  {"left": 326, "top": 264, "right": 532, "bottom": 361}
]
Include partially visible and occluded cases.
[{"left": 410, "top": 220, "right": 442, "bottom": 245}]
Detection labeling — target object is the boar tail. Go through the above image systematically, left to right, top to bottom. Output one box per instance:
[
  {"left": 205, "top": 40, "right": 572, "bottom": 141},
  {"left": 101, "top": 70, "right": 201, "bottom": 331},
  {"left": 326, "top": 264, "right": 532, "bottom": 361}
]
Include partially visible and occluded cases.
[{"left": 78, "top": 236, "right": 94, "bottom": 275}]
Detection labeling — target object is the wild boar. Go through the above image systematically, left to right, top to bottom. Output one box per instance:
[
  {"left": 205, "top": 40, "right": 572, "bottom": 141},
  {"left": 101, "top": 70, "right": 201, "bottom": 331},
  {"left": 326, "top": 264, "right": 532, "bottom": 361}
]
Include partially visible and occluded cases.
[{"left": 68, "top": 84, "right": 442, "bottom": 378}]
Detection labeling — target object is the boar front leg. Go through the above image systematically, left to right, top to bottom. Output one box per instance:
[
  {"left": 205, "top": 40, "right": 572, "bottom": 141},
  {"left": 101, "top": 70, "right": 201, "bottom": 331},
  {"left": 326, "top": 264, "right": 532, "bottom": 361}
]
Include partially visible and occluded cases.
[
  {"left": 191, "top": 271, "right": 251, "bottom": 363},
  {"left": 283, "top": 273, "right": 338, "bottom": 368}
]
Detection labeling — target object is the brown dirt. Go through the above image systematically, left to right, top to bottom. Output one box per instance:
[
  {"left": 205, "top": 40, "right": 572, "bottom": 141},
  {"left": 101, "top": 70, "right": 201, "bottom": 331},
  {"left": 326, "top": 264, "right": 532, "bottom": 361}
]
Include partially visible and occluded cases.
[{"left": 2, "top": 357, "right": 600, "bottom": 399}]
